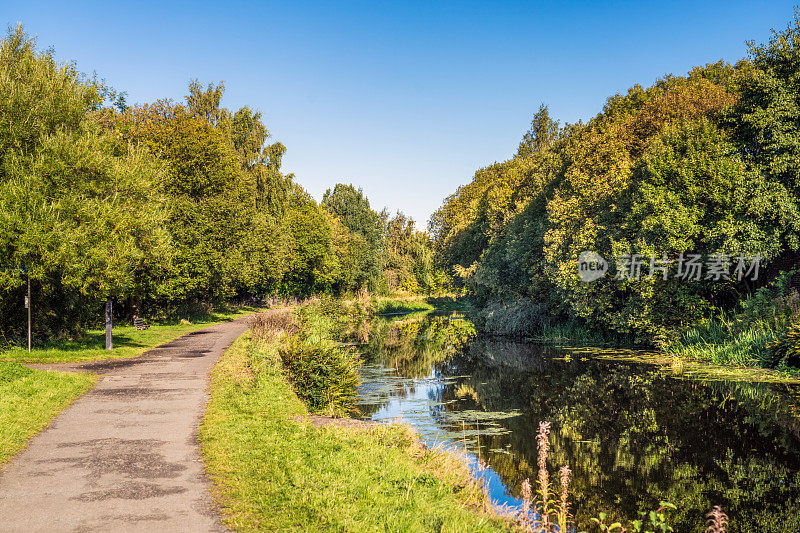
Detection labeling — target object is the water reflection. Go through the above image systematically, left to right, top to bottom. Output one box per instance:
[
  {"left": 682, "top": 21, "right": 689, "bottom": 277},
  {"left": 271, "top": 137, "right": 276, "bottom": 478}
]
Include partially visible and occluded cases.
[{"left": 356, "top": 315, "right": 800, "bottom": 532}]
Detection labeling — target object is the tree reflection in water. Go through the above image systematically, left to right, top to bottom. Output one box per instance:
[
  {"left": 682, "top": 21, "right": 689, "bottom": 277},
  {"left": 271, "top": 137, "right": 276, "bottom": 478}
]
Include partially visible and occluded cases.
[{"left": 356, "top": 315, "right": 800, "bottom": 532}]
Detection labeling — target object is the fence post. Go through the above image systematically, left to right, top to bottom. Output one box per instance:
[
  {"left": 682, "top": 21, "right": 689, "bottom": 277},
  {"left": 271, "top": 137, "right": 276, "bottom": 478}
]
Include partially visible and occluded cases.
[
  {"left": 26, "top": 269, "right": 31, "bottom": 353},
  {"left": 105, "top": 299, "right": 113, "bottom": 350}
]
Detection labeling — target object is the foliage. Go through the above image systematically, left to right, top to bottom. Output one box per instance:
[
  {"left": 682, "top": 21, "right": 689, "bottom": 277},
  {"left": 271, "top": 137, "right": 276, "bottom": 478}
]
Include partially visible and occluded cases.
[
  {"left": 734, "top": 9, "right": 800, "bottom": 203},
  {"left": 431, "top": 12, "right": 800, "bottom": 353},
  {"left": 0, "top": 25, "right": 439, "bottom": 345},
  {"left": 0, "top": 25, "right": 170, "bottom": 338},
  {"left": 322, "top": 183, "right": 384, "bottom": 290},
  {"left": 383, "top": 211, "right": 449, "bottom": 294},
  {"left": 669, "top": 271, "right": 800, "bottom": 367},
  {"left": 476, "top": 298, "right": 551, "bottom": 338},
  {"left": 767, "top": 320, "right": 800, "bottom": 367},
  {"left": 278, "top": 334, "right": 361, "bottom": 416}
]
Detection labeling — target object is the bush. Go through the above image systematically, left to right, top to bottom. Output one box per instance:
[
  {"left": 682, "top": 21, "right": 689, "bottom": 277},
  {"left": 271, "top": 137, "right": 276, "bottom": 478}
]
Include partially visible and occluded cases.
[
  {"left": 768, "top": 320, "right": 800, "bottom": 367},
  {"left": 278, "top": 336, "right": 360, "bottom": 415}
]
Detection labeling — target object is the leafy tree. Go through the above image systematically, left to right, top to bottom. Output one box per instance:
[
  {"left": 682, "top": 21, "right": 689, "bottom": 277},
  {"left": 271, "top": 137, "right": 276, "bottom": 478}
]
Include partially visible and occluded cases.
[
  {"left": 734, "top": 11, "right": 800, "bottom": 198},
  {"left": 0, "top": 25, "right": 169, "bottom": 337},
  {"left": 433, "top": 36, "right": 800, "bottom": 340},
  {"left": 322, "top": 184, "right": 383, "bottom": 290},
  {"left": 384, "top": 212, "right": 446, "bottom": 293}
]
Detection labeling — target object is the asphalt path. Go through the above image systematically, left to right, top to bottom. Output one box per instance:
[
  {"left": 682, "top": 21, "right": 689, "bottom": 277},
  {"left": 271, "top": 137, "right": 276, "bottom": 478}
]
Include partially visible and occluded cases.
[{"left": 0, "top": 316, "right": 252, "bottom": 532}]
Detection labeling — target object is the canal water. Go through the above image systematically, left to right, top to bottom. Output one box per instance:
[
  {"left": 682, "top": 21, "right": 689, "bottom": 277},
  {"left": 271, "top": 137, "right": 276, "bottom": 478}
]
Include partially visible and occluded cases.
[{"left": 355, "top": 313, "right": 800, "bottom": 532}]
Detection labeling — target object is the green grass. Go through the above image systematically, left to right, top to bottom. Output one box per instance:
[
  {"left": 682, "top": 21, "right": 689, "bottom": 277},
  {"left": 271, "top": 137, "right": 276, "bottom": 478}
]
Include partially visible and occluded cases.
[
  {"left": 374, "top": 294, "right": 470, "bottom": 316},
  {"left": 375, "top": 296, "right": 436, "bottom": 315},
  {"left": 0, "top": 307, "right": 261, "bottom": 364},
  {"left": 668, "top": 320, "right": 777, "bottom": 367},
  {"left": 529, "top": 321, "right": 636, "bottom": 346},
  {"left": 199, "top": 331, "right": 509, "bottom": 532},
  {"left": 0, "top": 362, "right": 95, "bottom": 465}
]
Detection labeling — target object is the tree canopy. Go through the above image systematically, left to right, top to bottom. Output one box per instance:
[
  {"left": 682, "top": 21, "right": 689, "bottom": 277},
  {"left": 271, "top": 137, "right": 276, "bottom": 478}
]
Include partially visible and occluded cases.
[
  {"left": 431, "top": 14, "right": 800, "bottom": 340},
  {"left": 0, "top": 25, "right": 446, "bottom": 340}
]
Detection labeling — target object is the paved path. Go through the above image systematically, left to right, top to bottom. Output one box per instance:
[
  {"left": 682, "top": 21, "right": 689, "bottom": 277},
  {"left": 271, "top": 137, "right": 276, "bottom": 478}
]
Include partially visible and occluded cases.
[{"left": 0, "top": 317, "right": 252, "bottom": 532}]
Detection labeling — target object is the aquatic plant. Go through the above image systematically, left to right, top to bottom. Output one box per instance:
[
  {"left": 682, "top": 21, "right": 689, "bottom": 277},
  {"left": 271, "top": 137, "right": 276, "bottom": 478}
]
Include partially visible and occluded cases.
[
  {"left": 511, "top": 420, "right": 688, "bottom": 532},
  {"left": 586, "top": 501, "right": 676, "bottom": 532}
]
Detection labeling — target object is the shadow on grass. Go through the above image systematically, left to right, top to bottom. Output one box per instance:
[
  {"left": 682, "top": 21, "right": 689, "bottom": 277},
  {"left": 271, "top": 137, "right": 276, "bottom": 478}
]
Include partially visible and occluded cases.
[
  {"left": 0, "top": 306, "right": 260, "bottom": 364},
  {"left": 27, "top": 330, "right": 147, "bottom": 353}
]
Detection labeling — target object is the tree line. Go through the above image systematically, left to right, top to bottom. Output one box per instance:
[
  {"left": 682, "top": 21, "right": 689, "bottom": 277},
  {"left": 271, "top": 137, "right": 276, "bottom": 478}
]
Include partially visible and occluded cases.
[
  {"left": 431, "top": 13, "right": 800, "bottom": 343},
  {"left": 0, "top": 26, "right": 444, "bottom": 340}
]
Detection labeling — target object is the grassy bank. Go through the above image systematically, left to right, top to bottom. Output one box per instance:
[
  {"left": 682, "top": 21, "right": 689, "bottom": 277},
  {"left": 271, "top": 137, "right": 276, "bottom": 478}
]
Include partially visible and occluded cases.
[
  {"left": 667, "top": 272, "right": 800, "bottom": 372},
  {"left": 374, "top": 294, "right": 469, "bottom": 315},
  {"left": 376, "top": 296, "right": 435, "bottom": 315},
  {"left": 0, "top": 306, "right": 261, "bottom": 364},
  {"left": 199, "top": 311, "right": 508, "bottom": 532},
  {"left": 0, "top": 362, "right": 94, "bottom": 465}
]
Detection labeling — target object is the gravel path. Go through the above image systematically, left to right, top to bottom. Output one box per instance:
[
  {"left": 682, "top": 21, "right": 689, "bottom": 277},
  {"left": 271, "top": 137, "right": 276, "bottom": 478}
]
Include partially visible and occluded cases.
[{"left": 0, "top": 316, "right": 252, "bottom": 532}]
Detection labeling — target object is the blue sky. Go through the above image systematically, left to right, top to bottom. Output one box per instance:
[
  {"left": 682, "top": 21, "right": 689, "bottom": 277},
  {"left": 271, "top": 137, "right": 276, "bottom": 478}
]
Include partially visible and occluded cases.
[{"left": 2, "top": 1, "right": 796, "bottom": 225}]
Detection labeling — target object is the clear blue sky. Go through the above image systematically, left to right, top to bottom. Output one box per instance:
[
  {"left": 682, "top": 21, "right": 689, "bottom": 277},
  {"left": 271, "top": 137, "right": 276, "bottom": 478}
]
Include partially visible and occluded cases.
[{"left": 2, "top": 1, "right": 796, "bottom": 225}]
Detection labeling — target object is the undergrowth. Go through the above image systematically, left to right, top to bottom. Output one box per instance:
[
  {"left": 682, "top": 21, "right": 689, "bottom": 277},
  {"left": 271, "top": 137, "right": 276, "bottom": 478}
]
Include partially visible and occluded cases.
[{"left": 669, "top": 271, "right": 800, "bottom": 369}]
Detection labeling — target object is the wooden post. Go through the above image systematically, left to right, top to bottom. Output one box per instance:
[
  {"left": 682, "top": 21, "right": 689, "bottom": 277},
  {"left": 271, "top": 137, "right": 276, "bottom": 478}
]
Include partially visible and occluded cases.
[
  {"left": 26, "top": 269, "right": 31, "bottom": 353},
  {"left": 105, "top": 299, "right": 113, "bottom": 350}
]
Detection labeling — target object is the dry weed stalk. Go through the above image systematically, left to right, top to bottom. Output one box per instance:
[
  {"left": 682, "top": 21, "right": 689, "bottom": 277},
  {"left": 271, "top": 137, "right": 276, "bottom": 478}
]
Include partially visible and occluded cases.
[
  {"left": 250, "top": 310, "right": 299, "bottom": 340},
  {"left": 537, "top": 421, "right": 552, "bottom": 527},
  {"left": 558, "top": 465, "right": 571, "bottom": 530},
  {"left": 520, "top": 478, "right": 532, "bottom": 524},
  {"left": 705, "top": 505, "right": 729, "bottom": 533}
]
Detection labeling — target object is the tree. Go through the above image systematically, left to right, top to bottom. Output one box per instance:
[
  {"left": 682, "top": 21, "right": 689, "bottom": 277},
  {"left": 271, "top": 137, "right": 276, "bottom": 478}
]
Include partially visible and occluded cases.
[
  {"left": 734, "top": 11, "right": 800, "bottom": 198},
  {"left": 0, "top": 25, "right": 169, "bottom": 337},
  {"left": 322, "top": 184, "right": 383, "bottom": 290}
]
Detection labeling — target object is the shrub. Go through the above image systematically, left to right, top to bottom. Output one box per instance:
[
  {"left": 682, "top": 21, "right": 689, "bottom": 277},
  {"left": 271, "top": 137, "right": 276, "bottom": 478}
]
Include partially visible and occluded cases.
[
  {"left": 477, "top": 298, "right": 550, "bottom": 337},
  {"left": 767, "top": 320, "right": 800, "bottom": 367},
  {"left": 278, "top": 336, "right": 360, "bottom": 415}
]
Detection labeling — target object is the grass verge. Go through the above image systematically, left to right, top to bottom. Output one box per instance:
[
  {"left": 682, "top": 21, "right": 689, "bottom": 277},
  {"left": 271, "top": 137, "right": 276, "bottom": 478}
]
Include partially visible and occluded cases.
[
  {"left": 375, "top": 294, "right": 470, "bottom": 315},
  {"left": 375, "top": 295, "right": 436, "bottom": 315},
  {"left": 0, "top": 307, "right": 261, "bottom": 364},
  {"left": 199, "top": 319, "right": 509, "bottom": 532},
  {"left": 0, "top": 362, "right": 95, "bottom": 465}
]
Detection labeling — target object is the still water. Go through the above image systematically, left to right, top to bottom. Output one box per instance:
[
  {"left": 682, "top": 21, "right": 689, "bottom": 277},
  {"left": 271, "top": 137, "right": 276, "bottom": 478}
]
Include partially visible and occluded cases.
[{"left": 355, "top": 313, "right": 800, "bottom": 532}]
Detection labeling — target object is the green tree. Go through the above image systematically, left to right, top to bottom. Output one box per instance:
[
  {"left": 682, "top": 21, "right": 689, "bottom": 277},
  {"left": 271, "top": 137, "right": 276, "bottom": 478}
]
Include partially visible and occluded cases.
[
  {"left": 0, "top": 25, "right": 169, "bottom": 337},
  {"left": 322, "top": 184, "right": 383, "bottom": 290}
]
